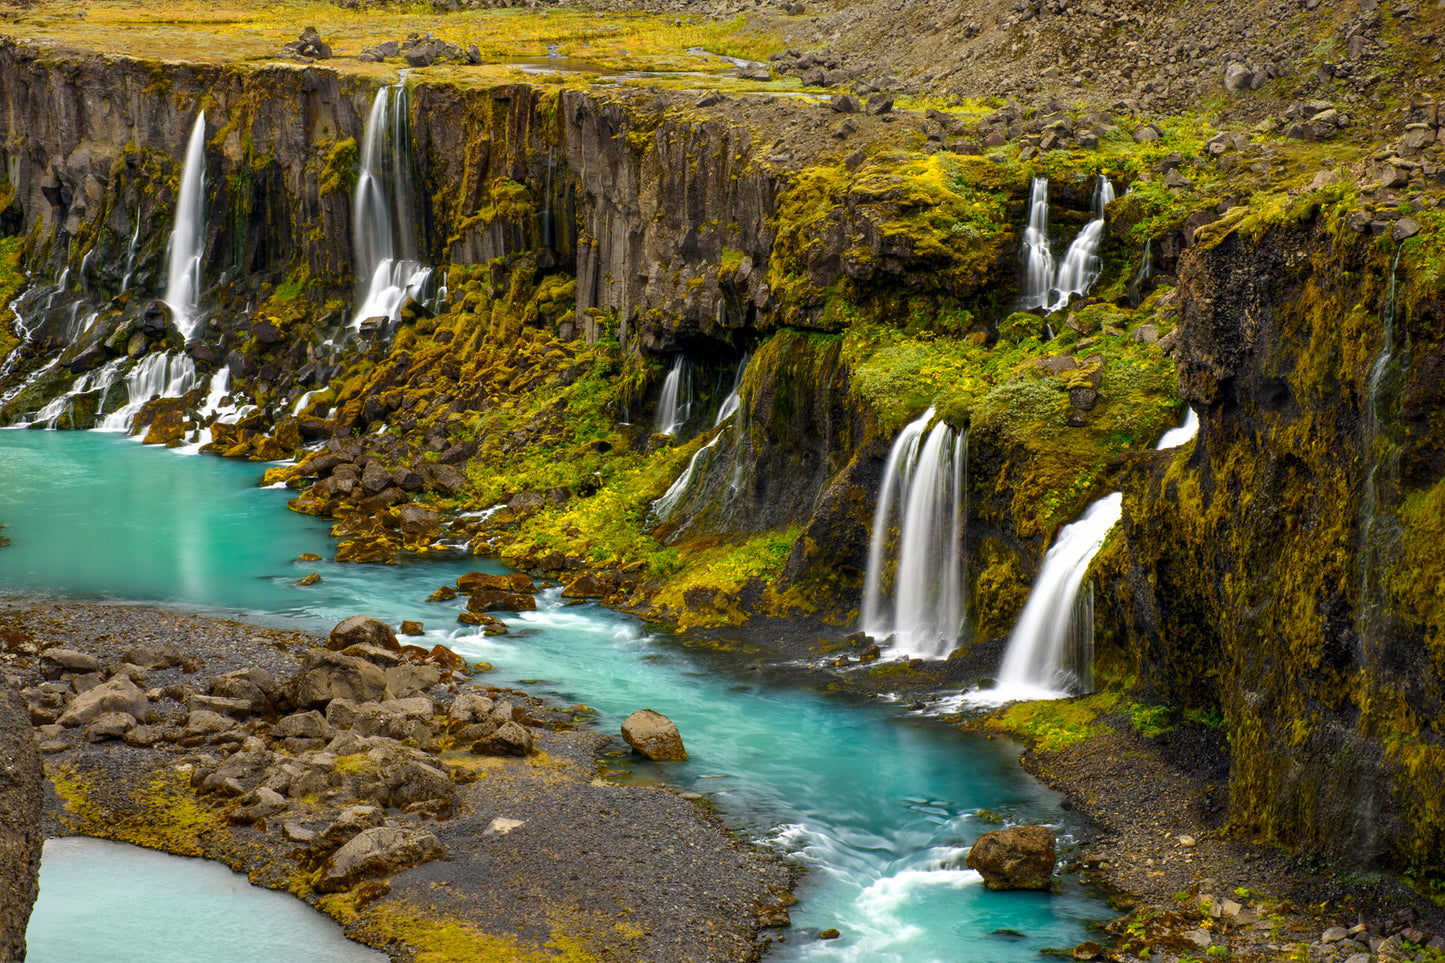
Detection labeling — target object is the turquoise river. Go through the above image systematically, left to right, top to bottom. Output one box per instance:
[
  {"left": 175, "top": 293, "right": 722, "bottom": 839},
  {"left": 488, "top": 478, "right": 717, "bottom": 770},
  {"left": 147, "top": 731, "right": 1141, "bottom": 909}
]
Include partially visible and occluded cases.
[{"left": 1, "top": 429, "right": 1111, "bottom": 962}]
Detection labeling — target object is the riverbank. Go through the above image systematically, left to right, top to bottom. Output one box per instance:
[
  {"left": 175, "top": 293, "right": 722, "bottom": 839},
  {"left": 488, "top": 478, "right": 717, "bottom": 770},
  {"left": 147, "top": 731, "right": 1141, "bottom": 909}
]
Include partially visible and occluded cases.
[
  {"left": 0, "top": 600, "right": 793, "bottom": 963},
  {"left": 986, "top": 697, "right": 1445, "bottom": 962}
]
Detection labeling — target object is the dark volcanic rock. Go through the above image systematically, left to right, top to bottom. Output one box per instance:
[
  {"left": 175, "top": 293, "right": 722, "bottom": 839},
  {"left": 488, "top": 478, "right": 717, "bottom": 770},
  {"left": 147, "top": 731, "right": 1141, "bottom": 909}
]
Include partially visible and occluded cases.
[{"left": 0, "top": 680, "right": 43, "bottom": 960}]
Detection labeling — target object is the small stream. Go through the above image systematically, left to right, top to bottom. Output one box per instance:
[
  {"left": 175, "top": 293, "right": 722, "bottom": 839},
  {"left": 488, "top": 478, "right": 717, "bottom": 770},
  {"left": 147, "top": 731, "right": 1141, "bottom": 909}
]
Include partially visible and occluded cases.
[{"left": 1, "top": 430, "right": 1112, "bottom": 961}]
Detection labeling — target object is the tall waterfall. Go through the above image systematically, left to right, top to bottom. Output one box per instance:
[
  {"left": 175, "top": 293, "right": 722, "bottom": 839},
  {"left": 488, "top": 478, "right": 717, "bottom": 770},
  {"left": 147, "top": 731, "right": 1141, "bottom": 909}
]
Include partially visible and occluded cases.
[
  {"left": 352, "top": 80, "right": 430, "bottom": 329},
  {"left": 164, "top": 111, "right": 208, "bottom": 340},
  {"left": 1017, "top": 175, "right": 1116, "bottom": 313},
  {"left": 1048, "top": 176, "right": 1115, "bottom": 312},
  {"left": 1017, "top": 177, "right": 1054, "bottom": 310},
  {"left": 98, "top": 352, "right": 198, "bottom": 432},
  {"left": 653, "top": 357, "right": 692, "bottom": 437},
  {"left": 860, "top": 408, "right": 967, "bottom": 659},
  {"left": 975, "top": 491, "right": 1123, "bottom": 702}
]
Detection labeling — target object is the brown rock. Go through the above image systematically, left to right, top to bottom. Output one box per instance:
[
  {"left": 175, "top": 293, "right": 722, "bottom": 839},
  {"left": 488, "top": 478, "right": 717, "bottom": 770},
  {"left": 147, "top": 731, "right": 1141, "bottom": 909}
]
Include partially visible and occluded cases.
[
  {"left": 561, "top": 573, "right": 610, "bottom": 598},
  {"left": 465, "top": 589, "right": 537, "bottom": 613},
  {"left": 328, "top": 616, "right": 400, "bottom": 653},
  {"left": 399, "top": 620, "right": 425, "bottom": 636},
  {"left": 621, "top": 709, "right": 688, "bottom": 761},
  {"left": 965, "top": 825, "right": 1056, "bottom": 890},
  {"left": 314, "top": 826, "right": 443, "bottom": 892}
]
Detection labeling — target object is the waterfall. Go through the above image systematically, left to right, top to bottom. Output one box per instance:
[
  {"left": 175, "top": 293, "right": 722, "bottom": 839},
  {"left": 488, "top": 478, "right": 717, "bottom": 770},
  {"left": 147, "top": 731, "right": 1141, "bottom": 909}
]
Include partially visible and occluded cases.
[
  {"left": 351, "top": 80, "right": 431, "bottom": 330},
  {"left": 164, "top": 111, "right": 208, "bottom": 340},
  {"left": 1017, "top": 175, "right": 1116, "bottom": 313},
  {"left": 1048, "top": 176, "right": 1114, "bottom": 312},
  {"left": 1017, "top": 177, "right": 1054, "bottom": 310},
  {"left": 120, "top": 209, "right": 143, "bottom": 294},
  {"left": 1128, "top": 238, "right": 1154, "bottom": 308},
  {"left": 98, "top": 352, "right": 198, "bottom": 432},
  {"left": 713, "top": 352, "right": 750, "bottom": 427},
  {"left": 653, "top": 356, "right": 692, "bottom": 436},
  {"left": 15, "top": 358, "right": 125, "bottom": 429},
  {"left": 1155, "top": 407, "right": 1199, "bottom": 449},
  {"left": 860, "top": 408, "right": 967, "bottom": 660},
  {"left": 651, "top": 436, "right": 721, "bottom": 522},
  {"left": 976, "top": 492, "right": 1122, "bottom": 702}
]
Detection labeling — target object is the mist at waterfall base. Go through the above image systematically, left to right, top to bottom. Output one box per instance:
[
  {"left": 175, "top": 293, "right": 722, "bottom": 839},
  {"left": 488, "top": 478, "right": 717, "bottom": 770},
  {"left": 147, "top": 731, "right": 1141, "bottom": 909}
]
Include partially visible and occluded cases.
[
  {"left": 1, "top": 431, "right": 1110, "bottom": 962},
  {"left": 28, "top": 838, "right": 386, "bottom": 963}
]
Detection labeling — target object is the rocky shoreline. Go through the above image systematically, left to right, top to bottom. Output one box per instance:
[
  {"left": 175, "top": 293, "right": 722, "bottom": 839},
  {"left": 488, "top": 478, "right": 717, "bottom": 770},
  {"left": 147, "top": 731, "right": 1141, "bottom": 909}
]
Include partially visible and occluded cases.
[{"left": 0, "top": 601, "right": 792, "bottom": 962}]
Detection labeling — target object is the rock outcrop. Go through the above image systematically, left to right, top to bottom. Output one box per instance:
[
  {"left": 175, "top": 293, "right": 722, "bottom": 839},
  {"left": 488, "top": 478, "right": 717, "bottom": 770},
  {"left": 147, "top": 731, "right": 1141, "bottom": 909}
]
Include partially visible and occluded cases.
[{"left": 0, "top": 680, "right": 43, "bottom": 961}]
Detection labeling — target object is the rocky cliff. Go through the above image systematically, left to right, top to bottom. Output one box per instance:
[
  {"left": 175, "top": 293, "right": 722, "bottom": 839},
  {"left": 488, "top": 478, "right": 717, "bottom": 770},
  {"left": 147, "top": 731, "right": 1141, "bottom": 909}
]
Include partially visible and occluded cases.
[{"left": 0, "top": 678, "right": 43, "bottom": 962}]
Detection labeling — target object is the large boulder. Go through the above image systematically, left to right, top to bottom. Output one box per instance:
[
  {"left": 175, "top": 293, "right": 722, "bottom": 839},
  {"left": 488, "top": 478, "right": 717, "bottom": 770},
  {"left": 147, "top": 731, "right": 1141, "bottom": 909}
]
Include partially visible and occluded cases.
[
  {"left": 328, "top": 616, "right": 400, "bottom": 653},
  {"left": 280, "top": 651, "right": 390, "bottom": 710},
  {"left": 56, "top": 676, "right": 151, "bottom": 727},
  {"left": 621, "top": 709, "right": 687, "bottom": 761},
  {"left": 965, "top": 825, "right": 1056, "bottom": 891},
  {"left": 314, "top": 826, "right": 444, "bottom": 892}
]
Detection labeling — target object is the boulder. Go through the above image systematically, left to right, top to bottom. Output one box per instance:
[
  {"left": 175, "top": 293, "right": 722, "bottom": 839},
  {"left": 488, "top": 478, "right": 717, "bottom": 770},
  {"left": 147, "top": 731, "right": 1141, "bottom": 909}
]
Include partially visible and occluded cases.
[
  {"left": 397, "top": 504, "right": 440, "bottom": 541},
  {"left": 456, "top": 571, "right": 512, "bottom": 593},
  {"left": 561, "top": 573, "right": 610, "bottom": 599},
  {"left": 466, "top": 589, "right": 537, "bottom": 614},
  {"left": 457, "top": 612, "right": 509, "bottom": 634},
  {"left": 328, "top": 616, "right": 400, "bottom": 653},
  {"left": 399, "top": 620, "right": 425, "bottom": 637},
  {"left": 121, "top": 643, "right": 184, "bottom": 670},
  {"left": 40, "top": 649, "right": 101, "bottom": 677},
  {"left": 281, "top": 651, "right": 390, "bottom": 710},
  {"left": 385, "top": 664, "right": 442, "bottom": 699},
  {"left": 56, "top": 677, "right": 150, "bottom": 728},
  {"left": 448, "top": 693, "right": 496, "bottom": 724},
  {"left": 621, "top": 709, "right": 688, "bottom": 761},
  {"left": 83, "top": 711, "right": 136, "bottom": 742},
  {"left": 471, "top": 720, "right": 533, "bottom": 756},
  {"left": 317, "top": 805, "right": 387, "bottom": 848},
  {"left": 965, "top": 825, "right": 1056, "bottom": 890},
  {"left": 314, "top": 826, "right": 444, "bottom": 892}
]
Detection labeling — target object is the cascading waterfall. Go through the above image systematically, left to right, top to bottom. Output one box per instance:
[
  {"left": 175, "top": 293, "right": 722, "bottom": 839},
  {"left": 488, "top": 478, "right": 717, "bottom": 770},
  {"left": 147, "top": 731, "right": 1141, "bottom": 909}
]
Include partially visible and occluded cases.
[
  {"left": 351, "top": 80, "right": 431, "bottom": 329},
  {"left": 164, "top": 111, "right": 208, "bottom": 340},
  {"left": 1018, "top": 175, "right": 1117, "bottom": 313},
  {"left": 1048, "top": 176, "right": 1115, "bottom": 312},
  {"left": 1017, "top": 177, "right": 1054, "bottom": 310},
  {"left": 98, "top": 352, "right": 198, "bottom": 432},
  {"left": 713, "top": 352, "right": 750, "bottom": 427},
  {"left": 653, "top": 356, "right": 692, "bottom": 436},
  {"left": 16, "top": 358, "right": 126, "bottom": 429},
  {"left": 1155, "top": 406, "right": 1199, "bottom": 449},
  {"left": 860, "top": 408, "right": 967, "bottom": 659},
  {"left": 973, "top": 491, "right": 1123, "bottom": 702}
]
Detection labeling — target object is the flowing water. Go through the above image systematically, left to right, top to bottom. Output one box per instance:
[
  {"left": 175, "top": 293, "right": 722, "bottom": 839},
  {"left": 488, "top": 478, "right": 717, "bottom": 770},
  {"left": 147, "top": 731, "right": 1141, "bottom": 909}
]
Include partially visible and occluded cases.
[
  {"left": 352, "top": 82, "right": 431, "bottom": 329},
  {"left": 164, "top": 111, "right": 208, "bottom": 340},
  {"left": 1017, "top": 177, "right": 1054, "bottom": 311},
  {"left": 1048, "top": 177, "right": 1114, "bottom": 313},
  {"left": 652, "top": 355, "right": 692, "bottom": 436},
  {"left": 1155, "top": 407, "right": 1199, "bottom": 450},
  {"left": 859, "top": 408, "right": 967, "bottom": 660},
  {"left": 0, "top": 430, "right": 1111, "bottom": 961},
  {"left": 971, "top": 492, "right": 1123, "bottom": 704},
  {"left": 28, "top": 838, "right": 387, "bottom": 963}
]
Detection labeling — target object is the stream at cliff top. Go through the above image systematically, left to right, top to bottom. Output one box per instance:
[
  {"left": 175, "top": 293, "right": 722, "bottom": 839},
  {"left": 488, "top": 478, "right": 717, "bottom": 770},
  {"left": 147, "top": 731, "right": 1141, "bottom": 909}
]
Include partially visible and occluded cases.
[{"left": 1, "top": 430, "right": 1112, "bottom": 962}]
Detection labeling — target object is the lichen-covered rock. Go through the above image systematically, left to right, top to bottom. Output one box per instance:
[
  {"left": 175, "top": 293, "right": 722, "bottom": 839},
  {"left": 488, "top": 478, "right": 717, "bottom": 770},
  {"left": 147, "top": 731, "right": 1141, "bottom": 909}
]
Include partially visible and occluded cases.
[
  {"left": 465, "top": 589, "right": 537, "bottom": 614},
  {"left": 621, "top": 709, "right": 687, "bottom": 761},
  {"left": 314, "top": 825, "right": 444, "bottom": 892},
  {"left": 965, "top": 825, "right": 1056, "bottom": 891}
]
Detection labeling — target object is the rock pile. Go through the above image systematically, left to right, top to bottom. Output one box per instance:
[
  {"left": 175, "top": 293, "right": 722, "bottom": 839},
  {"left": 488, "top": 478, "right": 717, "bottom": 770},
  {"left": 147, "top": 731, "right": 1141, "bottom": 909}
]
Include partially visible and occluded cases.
[
  {"left": 281, "top": 27, "right": 332, "bottom": 62},
  {"left": 358, "top": 33, "right": 483, "bottom": 67},
  {"left": 16, "top": 615, "right": 562, "bottom": 894}
]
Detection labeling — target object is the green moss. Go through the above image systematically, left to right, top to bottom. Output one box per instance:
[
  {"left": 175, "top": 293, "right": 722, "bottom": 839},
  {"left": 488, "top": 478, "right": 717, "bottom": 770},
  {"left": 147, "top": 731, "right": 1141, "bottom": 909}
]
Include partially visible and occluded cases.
[
  {"left": 318, "top": 137, "right": 359, "bottom": 197},
  {"left": 985, "top": 692, "right": 1119, "bottom": 753}
]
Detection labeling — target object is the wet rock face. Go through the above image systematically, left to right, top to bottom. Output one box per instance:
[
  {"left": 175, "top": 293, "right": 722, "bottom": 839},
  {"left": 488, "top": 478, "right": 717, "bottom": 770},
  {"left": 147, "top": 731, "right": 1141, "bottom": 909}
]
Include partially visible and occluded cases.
[
  {"left": 1100, "top": 219, "right": 1445, "bottom": 868},
  {"left": 0, "top": 680, "right": 43, "bottom": 961},
  {"left": 966, "top": 825, "right": 1056, "bottom": 890}
]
